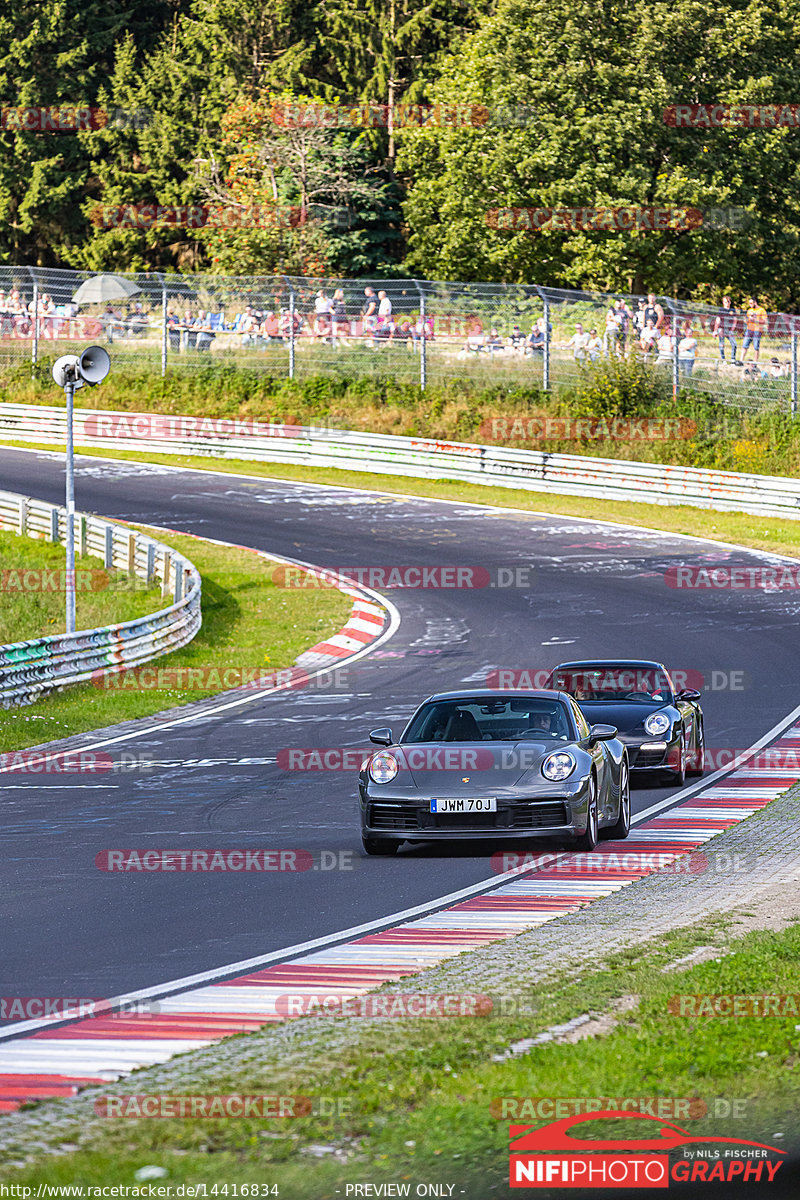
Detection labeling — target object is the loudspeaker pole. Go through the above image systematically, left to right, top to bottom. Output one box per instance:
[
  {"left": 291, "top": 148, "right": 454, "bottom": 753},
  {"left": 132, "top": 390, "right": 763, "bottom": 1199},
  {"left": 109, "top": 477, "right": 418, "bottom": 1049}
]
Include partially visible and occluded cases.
[
  {"left": 51, "top": 345, "right": 111, "bottom": 636},
  {"left": 65, "top": 376, "right": 76, "bottom": 633}
]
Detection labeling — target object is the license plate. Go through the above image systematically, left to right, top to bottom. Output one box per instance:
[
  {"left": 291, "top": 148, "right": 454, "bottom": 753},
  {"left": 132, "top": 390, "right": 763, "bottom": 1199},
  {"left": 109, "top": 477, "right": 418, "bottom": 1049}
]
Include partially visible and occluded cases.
[{"left": 430, "top": 798, "right": 497, "bottom": 814}]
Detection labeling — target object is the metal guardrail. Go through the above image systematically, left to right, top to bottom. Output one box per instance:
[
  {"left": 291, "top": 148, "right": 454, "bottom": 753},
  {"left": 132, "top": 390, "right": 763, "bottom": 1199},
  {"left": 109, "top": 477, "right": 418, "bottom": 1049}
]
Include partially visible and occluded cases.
[
  {"left": 1, "top": 402, "right": 799, "bottom": 521},
  {"left": 0, "top": 487, "right": 202, "bottom": 707}
]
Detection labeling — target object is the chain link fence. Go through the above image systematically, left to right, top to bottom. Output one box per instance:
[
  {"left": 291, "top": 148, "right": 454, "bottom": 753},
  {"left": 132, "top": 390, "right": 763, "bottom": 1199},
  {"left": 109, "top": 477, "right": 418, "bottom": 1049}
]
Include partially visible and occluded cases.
[{"left": 0, "top": 266, "right": 797, "bottom": 412}]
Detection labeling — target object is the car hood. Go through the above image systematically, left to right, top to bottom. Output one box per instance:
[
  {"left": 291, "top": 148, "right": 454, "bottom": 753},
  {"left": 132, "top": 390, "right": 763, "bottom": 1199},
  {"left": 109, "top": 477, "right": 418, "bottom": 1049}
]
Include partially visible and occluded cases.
[
  {"left": 576, "top": 701, "right": 676, "bottom": 734},
  {"left": 393, "top": 741, "right": 560, "bottom": 790}
]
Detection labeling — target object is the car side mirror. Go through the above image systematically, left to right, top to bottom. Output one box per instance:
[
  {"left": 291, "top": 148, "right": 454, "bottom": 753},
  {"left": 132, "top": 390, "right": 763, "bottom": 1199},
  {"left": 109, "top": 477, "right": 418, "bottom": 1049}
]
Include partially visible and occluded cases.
[
  {"left": 677, "top": 689, "right": 701, "bottom": 701},
  {"left": 589, "top": 723, "right": 617, "bottom": 743},
  {"left": 369, "top": 727, "right": 393, "bottom": 746}
]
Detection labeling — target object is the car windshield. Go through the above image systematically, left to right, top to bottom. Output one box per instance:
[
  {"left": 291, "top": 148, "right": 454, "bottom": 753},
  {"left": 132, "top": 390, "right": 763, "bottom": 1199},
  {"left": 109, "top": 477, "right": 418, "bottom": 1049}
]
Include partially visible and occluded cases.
[
  {"left": 553, "top": 666, "right": 672, "bottom": 703},
  {"left": 401, "top": 698, "right": 573, "bottom": 743}
]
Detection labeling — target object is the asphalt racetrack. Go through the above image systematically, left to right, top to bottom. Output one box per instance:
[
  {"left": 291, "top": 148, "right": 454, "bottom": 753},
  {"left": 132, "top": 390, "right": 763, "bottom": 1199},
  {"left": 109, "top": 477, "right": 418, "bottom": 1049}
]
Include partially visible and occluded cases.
[{"left": 1, "top": 446, "right": 797, "bottom": 1010}]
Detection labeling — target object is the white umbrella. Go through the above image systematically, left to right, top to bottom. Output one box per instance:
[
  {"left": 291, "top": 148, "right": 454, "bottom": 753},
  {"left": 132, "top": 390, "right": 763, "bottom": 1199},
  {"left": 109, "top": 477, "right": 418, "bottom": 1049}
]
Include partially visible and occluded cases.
[{"left": 72, "top": 274, "right": 142, "bottom": 304}]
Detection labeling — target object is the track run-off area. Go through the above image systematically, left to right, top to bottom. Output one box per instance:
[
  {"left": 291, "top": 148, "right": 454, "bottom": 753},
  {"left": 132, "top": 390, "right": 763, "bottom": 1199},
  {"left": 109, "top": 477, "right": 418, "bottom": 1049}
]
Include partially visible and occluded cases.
[{"left": 1, "top": 445, "right": 800, "bottom": 1105}]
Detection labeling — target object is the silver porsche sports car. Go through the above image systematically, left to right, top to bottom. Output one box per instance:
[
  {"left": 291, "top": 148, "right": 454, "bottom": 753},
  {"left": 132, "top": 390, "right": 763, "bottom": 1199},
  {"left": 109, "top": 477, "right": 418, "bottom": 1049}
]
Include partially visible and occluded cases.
[{"left": 358, "top": 689, "right": 630, "bottom": 855}]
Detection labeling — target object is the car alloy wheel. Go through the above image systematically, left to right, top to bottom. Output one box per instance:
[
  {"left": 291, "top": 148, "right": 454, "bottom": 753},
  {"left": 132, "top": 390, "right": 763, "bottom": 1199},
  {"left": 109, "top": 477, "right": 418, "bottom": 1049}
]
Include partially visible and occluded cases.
[
  {"left": 604, "top": 760, "right": 631, "bottom": 839},
  {"left": 573, "top": 775, "right": 598, "bottom": 851}
]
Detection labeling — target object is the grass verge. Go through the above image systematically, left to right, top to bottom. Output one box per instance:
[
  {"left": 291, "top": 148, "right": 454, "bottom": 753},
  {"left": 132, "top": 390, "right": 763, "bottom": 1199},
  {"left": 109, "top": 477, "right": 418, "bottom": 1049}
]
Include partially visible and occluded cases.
[
  {"left": 0, "top": 526, "right": 351, "bottom": 754},
  {"left": 0, "top": 529, "right": 164, "bottom": 643},
  {"left": 2, "top": 914, "right": 799, "bottom": 1194}
]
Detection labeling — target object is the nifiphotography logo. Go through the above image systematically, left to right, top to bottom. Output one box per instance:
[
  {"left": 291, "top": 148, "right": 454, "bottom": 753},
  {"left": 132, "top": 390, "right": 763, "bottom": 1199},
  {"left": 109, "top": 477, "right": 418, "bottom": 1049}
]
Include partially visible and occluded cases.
[{"left": 508, "top": 1111, "right": 785, "bottom": 1188}]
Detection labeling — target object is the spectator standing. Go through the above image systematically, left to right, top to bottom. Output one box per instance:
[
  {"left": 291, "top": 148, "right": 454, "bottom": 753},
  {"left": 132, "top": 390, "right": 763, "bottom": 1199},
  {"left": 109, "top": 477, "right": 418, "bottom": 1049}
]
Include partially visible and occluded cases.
[
  {"left": 361, "top": 287, "right": 377, "bottom": 343},
  {"left": 331, "top": 288, "right": 348, "bottom": 344},
  {"left": 313, "top": 289, "right": 332, "bottom": 341},
  {"left": 377, "top": 289, "right": 392, "bottom": 329},
  {"left": 642, "top": 292, "right": 664, "bottom": 331},
  {"left": 712, "top": 296, "right": 739, "bottom": 363},
  {"left": 741, "top": 296, "right": 767, "bottom": 365},
  {"left": 634, "top": 299, "right": 647, "bottom": 335},
  {"left": 603, "top": 304, "right": 622, "bottom": 357},
  {"left": 565, "top": 322, "right": 590, "bottom": 361},
  {"left": 678, "top": 323, "right": 698, "bottom": 377},
  {"left": 655, "top": 328, "right": 673, "bottom": 366}
]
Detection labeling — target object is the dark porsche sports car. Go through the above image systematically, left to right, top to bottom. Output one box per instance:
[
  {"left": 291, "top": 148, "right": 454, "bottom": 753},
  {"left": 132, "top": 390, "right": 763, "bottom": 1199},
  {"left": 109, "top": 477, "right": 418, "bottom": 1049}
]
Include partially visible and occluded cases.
[
  {"left": 546, "top": 660, "right": 704, "bottom": 785},
  {"left": 358, "top": 689, "right": 630, "bottom": 855}
]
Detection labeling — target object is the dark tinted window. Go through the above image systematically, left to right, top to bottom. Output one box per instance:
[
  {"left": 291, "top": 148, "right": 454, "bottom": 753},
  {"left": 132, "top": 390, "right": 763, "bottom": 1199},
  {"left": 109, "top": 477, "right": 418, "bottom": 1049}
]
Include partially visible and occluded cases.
[{"left": 402, "top": 698, "right": 574, "bottom": 743}]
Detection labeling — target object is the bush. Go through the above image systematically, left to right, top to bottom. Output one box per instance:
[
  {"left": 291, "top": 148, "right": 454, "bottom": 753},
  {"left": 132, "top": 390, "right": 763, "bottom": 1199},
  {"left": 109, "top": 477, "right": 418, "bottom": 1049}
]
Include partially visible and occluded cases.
[{"left": 573, "top": 356, "right": 674, "bottom": 418}]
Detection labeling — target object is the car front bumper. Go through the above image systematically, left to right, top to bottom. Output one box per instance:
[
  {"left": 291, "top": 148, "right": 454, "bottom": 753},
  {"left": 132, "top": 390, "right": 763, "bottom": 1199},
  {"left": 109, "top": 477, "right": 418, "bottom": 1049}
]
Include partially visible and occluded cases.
[{"left": 359, "top": 782, "right": 589, "bottom": 842}]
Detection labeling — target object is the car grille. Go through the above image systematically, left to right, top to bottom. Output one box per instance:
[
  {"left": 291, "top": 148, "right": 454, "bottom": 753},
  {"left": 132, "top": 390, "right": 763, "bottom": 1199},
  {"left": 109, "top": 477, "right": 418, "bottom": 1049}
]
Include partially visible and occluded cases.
[
  {"left": 630, "top": 746, "right": 668, "bottom": 768},
  {"left": 369, "top": 800, "right": 569, "bottom": 832},
  {"left": 509, "top": 801, "right": 569, "bottom": 828},
  {"left": 370, "top": 803, "right": 420, "bottom": 832}
]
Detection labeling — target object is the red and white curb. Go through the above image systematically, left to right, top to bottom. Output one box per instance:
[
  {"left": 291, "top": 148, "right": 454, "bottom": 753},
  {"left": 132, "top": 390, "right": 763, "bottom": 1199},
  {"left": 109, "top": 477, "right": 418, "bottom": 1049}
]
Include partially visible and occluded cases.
[{"left": 1, "top": 723, "right": 799, "bottom": 1112}]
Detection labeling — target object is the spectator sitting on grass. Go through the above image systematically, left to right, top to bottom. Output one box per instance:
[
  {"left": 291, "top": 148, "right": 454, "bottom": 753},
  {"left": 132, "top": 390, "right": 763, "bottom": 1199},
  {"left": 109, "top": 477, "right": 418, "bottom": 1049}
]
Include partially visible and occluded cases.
[
  {"left": 259, "top": 311, "right": 280, "bottom": 343},
  {"left": 527, "top": 319, "right": 545, "bottom": 357},
  {"left": 639, "top": 319, "right": 658, "bottom": 355},
  {"left": 509, "top": 324, "right": 524, "bottom": 351},
  {"left": 487, "top": 327, "right": 504, "bottom": 353},
  {"left": 586, "top": 328, "right": 602, "bottom": 361},
  {"left": 769, "top": 357, "right": 784, "bottom": 379}
]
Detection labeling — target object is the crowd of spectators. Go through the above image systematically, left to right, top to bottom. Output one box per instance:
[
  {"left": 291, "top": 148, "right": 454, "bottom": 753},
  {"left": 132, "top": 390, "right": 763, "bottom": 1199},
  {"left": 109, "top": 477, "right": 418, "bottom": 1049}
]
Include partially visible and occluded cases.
[
  {"left": 0, "top": 283, "right": 791, "bottom": 384},
  {"left": 557, "top": 292, "right": 784, "bottom": 381}
]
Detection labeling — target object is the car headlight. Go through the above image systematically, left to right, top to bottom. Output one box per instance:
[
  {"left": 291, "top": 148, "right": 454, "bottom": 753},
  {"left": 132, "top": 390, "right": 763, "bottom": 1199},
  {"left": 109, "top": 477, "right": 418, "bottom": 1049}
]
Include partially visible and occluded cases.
[
  {"left": 644, "top": 711, "right": 672, "bottom": 736},
  {"left": 369, "top": 751, "right": 399, "bottom": 784},
  {"left": 541, "top": 751, "right": 576, "bottom": 781}
]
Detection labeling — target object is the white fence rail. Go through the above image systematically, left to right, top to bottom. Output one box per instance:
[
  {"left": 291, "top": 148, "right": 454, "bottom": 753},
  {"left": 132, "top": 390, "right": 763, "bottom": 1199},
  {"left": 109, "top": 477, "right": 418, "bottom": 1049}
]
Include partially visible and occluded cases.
[{"left": 0, "top": 486, "right": 201, "bottom": 707}]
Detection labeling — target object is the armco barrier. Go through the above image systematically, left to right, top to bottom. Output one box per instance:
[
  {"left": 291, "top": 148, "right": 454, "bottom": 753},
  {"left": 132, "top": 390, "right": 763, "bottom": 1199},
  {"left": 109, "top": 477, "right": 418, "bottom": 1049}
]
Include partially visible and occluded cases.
[
  {"left": 1, "top": 402, "right": 800, "bottom": 520},
  {"left": 0, "top": 488, "right": 201, "bottom": 707}
]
